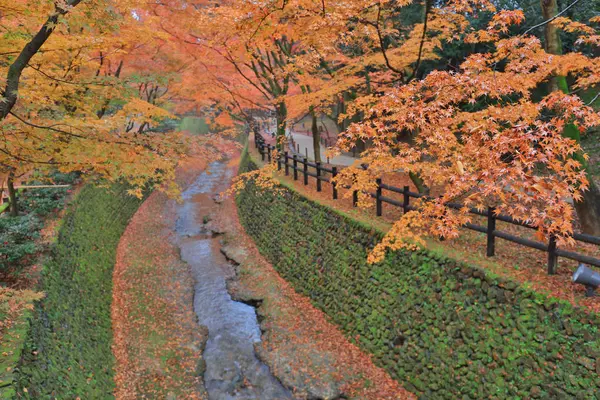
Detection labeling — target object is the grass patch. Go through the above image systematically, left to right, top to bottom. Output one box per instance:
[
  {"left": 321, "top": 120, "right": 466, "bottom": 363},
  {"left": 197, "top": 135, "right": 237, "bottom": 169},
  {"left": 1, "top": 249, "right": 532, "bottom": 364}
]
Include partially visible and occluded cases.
[{"left": 179, "top": 116, "right": 210, "bottom": 135}]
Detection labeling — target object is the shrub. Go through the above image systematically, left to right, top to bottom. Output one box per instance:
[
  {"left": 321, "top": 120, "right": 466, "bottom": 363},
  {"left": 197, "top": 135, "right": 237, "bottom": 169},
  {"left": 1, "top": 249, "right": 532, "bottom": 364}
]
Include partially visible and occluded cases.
[
  {"left": 19, "top": 170, "right": 78, "bottom": 217},
  {"left": 20, "top": 188, "right": 68, "bottom": 217},
  {"left": 0, "top": 215, "right": 42, "bottom": 269},
  {"left": 0, "top": 288, "right": 44, "bottom": 399}
]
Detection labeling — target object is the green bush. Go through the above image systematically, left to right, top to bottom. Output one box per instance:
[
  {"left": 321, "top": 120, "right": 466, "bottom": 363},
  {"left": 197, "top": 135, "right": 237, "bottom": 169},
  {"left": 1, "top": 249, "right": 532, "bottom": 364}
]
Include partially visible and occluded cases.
[
  {"left": 178, "top": 116, "right": 209, "bottom": 135},
  {"left": 236, "top": 155, "right": 600, "bottom": 399},
  {"left": 0, "top": 170, "right": 78, "bottom": 270},
  {"left": 20, "top": 171, "right": 78, "bottom": 217},
  {"left": 16, "top": 183, "right": 144, "bottom": 399},
  {"left": 20, "top": 188, "right": 68, "bottom": 217},
  {"left": 0, "top": 215, "right": 42, "bottom": 269}
]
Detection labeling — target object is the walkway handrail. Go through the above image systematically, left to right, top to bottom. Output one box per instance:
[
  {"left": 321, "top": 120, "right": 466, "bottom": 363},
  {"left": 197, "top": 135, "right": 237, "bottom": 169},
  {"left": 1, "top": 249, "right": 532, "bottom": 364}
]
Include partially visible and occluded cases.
[{"left": 253, "top": 132, "right": 600, "bottom": 273}]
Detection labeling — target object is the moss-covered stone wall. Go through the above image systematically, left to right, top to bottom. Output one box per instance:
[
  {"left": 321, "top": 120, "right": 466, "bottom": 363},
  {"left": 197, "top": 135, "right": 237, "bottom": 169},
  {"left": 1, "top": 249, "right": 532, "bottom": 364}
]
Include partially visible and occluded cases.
[
  {"left": 236, "top": 158, "right": 600, "bottom": 399},
  {"left": 16, "top": 183, "right": 144, "bottom": 399}
]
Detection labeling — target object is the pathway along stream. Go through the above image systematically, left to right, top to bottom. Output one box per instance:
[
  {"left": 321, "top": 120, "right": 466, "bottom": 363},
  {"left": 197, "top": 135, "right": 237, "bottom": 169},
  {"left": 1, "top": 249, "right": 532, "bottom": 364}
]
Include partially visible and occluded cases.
[{"left": 175, "top": 161, "right": 292, "bottom": 400}]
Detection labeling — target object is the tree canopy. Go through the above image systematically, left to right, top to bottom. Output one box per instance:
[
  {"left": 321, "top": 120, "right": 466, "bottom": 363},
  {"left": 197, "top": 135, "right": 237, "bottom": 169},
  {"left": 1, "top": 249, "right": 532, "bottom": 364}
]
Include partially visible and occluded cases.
[
  {"left": 0, "top": 0, "right": 215, "bottom": 206},
  {"left": 2, "top": 0, "right": 599, "bottom": 254},
  {"left": 152, "top": 0, "right": 600, "bottom": 253}
]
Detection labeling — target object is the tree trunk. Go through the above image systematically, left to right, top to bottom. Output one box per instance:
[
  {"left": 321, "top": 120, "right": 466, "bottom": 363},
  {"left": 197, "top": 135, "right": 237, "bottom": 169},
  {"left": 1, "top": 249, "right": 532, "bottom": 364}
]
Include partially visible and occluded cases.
[
  {"left": 0, "top": 0, "right": 82, "bottom": 120},
  {"left": 541, "top": 0, "right": 600, "bottom": 235},
  {"left": 541, "top": 0, "right": 569, "bottom": 93},
  {"left": 97, "top": 60, "right": 124, "bottom": 119},
  {"left": 336, "top": 95, "right": 346, "bottom": 133},
  {"left": 275, "top": 102, "right": 287, "bottom": 148},
  {"left": 311, "top": 110, "right": 322, "bottom": 163},
  {"left": 138, "top": 121, "right": 150, "bottom": 134},
  {"left": 7, "top": 171, "right": 18, "bottom": 217},
  {"left": 409, "top": 171, "right": 429, "bottom": 195},
  {"left": 574, "top": 180, "right": 600, "bottom": 236}
]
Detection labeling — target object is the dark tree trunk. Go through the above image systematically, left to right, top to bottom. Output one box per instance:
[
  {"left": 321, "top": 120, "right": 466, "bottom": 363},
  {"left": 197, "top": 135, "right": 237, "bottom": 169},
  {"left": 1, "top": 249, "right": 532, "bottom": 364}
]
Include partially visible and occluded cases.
[
  {"left": 541, "top": 0, "right": 569, "bottom": 93},
  {"left": 97, "top": 60, "right": 124, "bottom": 119},
  {"left": 336, "top": 95, "right": 346, "bottom": 133},
  {"left": 311, "top": 110, "right": 322, "bottom": 163},
  {"left": 138, "top": 121, "right": 150, "bottom": 134},
  {"left": 7, "top": 171, "right": 18, "bottom": 217},
  {"left": 409, "top": 171, "right": 429, "bottom": 195},
  {"left": 575, "top": 181, "right": 600, "bottom": 236}
]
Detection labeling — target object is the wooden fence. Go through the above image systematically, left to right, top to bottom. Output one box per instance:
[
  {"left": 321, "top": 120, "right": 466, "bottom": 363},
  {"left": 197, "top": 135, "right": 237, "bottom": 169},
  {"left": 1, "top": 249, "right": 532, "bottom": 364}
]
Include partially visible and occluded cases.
[{"left": 254, "top": 133, "right": 600, "bottom": 274}]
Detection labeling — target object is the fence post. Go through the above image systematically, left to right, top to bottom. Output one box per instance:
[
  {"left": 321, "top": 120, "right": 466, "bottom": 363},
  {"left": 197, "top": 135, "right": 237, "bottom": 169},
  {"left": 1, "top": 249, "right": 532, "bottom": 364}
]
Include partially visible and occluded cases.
[
  {"left": 261, "top": 144, "right": 265, "bottom": 161},
  {"left": 267, "top": 145, "right": 272, "bottom": 162},
  {"left": 277, "top": 148, "right": 282, "bottom": 170},
  {"left": 284, "top": 152, "right": 289, "bottom": 176},
  {"left": 293, "top": 155, "right": 298, "bottom": 181},
  {"left": 303, "top": 157, "right": 309, "bottom": 185},
  {"left": 316, "top": 162, "right": 322, "bottom": 192},
  {"left": 332, "top": 167, "right": 338, "bottom": 200},
  {"left": 352, "top": 172, "right": 360, "bottom": 207},
  {"left": 376, "top": 178, "right": 382, "bottom": 217},
  {"left": 402, "top": 186, "right": 410, "bottom": 214},
  {"left": 438, "top": 195, "right": 446, "bottom": 242},
  {"left": 486, "top": 207, "right": 496, "bottom": 257},
  {"left": 548, "top": 235, "right": 558, "bottom": 275}
]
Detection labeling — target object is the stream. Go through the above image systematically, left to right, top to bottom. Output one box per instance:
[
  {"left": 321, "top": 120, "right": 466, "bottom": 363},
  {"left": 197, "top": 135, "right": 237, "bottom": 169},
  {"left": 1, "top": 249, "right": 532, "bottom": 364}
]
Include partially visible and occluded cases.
[{"left": 175, "top": 161, "right": 293, "bottom": 400}]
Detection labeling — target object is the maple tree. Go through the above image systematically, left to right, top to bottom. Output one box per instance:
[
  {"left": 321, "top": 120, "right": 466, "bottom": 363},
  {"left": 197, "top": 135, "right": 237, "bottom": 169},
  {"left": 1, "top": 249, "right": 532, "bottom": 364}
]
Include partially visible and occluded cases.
[
  {"left": 0, "top": 0, "right": 211, "bottom": 215},
  {"left": 4, "top": 0, "right": 597, "bottom": 256},
  {"left": 194, "top": 0, "right": 599, "bottom": 257},
  {"left": 538, "top": 0, "right": 600, "bottom": 235},
  {"left": 146, "top": 1, "right": 270, "bottom": 130},
  {"left": 339, "top": 5, "right": 600, "bottom": 255}
]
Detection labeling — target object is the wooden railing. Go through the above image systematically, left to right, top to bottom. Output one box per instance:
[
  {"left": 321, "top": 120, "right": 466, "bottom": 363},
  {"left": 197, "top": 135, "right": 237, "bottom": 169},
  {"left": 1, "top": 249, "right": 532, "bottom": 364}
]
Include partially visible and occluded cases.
[{"left": 254, "top": 133, "right": 600, "bottom": 274}]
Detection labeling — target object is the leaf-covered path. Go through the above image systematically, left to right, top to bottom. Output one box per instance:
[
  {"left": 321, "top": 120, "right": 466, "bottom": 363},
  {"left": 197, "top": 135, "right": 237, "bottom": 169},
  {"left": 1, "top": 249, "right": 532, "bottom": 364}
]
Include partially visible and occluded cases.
[
  {"left": 111, "top": 145, "right": 414, "bottom": 399},
  {"left": 112, "top": 157, "right": 209, "bottom": 399}
]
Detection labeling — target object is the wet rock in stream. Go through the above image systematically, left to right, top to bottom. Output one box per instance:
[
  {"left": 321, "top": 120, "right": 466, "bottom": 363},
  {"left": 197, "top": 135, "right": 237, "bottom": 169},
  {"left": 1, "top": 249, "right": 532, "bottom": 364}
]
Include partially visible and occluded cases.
[{"left": 220, "top": 244, "right": 248, "bottom": 266}]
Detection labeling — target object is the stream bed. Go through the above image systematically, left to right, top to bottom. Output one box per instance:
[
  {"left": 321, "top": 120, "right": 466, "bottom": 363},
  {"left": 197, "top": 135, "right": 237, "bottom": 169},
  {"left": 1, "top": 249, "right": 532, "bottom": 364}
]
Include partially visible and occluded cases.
[{"left": 175, "top": 161, "right": 292, "bottom": 400}]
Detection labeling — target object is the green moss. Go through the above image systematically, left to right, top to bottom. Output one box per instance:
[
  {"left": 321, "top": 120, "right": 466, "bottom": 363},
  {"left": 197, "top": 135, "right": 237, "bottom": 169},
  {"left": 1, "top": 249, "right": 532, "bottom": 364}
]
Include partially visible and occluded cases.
[
  {"left": 178, "top": 116, "right": 209, "bottom": 135},
  {"left": 238, "top": 141, "right": 251, "bottom": 174},
  {"left": 237, "top": 151, "right": 600, "bottom": 399},
  {"left": 15, "top": 183, "right": 144, "bottom": 399},
  {"left": 0, "top": 307, "right": 34, "bottom": 399}
]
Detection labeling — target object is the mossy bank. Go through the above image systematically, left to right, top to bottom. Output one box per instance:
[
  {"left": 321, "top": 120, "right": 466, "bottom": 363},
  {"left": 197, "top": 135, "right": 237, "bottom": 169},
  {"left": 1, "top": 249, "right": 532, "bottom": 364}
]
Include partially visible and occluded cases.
[
  {"left": 236, "top": 154, "right": 600, "bottom": 399},
  {"left": 16, "top": 183, "right": 144, "bottom": 399}
]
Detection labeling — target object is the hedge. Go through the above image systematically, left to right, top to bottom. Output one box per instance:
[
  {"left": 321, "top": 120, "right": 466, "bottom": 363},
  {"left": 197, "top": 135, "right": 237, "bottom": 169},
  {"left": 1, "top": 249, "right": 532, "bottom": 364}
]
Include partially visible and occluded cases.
[
  {"left": 236, "top": 156, "right": 600, "bottom": 399},
  {"left": 16, "top": 183, "right": 144, "bottom": 399}
]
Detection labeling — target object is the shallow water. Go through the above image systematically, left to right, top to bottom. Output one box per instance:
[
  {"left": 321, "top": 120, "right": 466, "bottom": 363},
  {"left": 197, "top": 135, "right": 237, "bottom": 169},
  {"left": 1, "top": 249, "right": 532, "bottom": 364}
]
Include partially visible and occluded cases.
[{"left": 175, "top": 162, "right": 292, "bottom": 400}]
